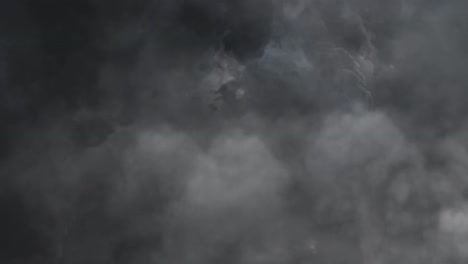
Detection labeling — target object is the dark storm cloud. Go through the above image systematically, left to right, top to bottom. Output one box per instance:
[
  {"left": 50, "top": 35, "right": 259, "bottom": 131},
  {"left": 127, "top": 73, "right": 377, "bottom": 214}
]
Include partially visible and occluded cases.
[{"left": 2, "top": 0, "right": 468, "bottom": 263}]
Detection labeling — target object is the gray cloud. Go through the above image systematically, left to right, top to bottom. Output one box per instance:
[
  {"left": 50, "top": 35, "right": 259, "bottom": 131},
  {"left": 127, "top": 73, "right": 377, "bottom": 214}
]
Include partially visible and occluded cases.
[{"left": 2, "top": 0, "right": 468, "bottom": 263}]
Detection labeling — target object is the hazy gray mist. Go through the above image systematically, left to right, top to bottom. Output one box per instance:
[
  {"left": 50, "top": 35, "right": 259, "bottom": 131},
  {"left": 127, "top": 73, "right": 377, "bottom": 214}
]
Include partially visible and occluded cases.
[{"left": 1, "top": 0, "right": 468, "bottom": 263}]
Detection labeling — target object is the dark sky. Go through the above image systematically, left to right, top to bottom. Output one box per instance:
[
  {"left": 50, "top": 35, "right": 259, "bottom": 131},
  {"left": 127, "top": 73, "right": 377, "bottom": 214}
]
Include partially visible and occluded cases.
[{"left": 1, "top": 1, "right": 468, "bottom": 263}]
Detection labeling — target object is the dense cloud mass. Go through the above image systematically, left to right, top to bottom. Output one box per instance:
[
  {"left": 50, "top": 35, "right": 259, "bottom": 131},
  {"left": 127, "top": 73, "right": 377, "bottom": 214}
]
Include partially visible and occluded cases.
[{"left": 2, "top": 0, "right": 468, "bottom": 263}]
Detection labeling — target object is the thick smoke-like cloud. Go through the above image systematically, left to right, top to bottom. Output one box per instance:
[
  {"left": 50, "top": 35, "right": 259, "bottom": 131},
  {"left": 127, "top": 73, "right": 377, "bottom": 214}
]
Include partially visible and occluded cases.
[{"left": 2, "top": 0, "right": 468, "bottom": 263}]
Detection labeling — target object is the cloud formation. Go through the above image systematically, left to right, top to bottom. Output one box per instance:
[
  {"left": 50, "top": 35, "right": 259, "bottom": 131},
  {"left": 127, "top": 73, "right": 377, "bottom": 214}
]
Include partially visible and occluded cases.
[{"left": 2, "top": 0, "right": 468, "bottom": 263}]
